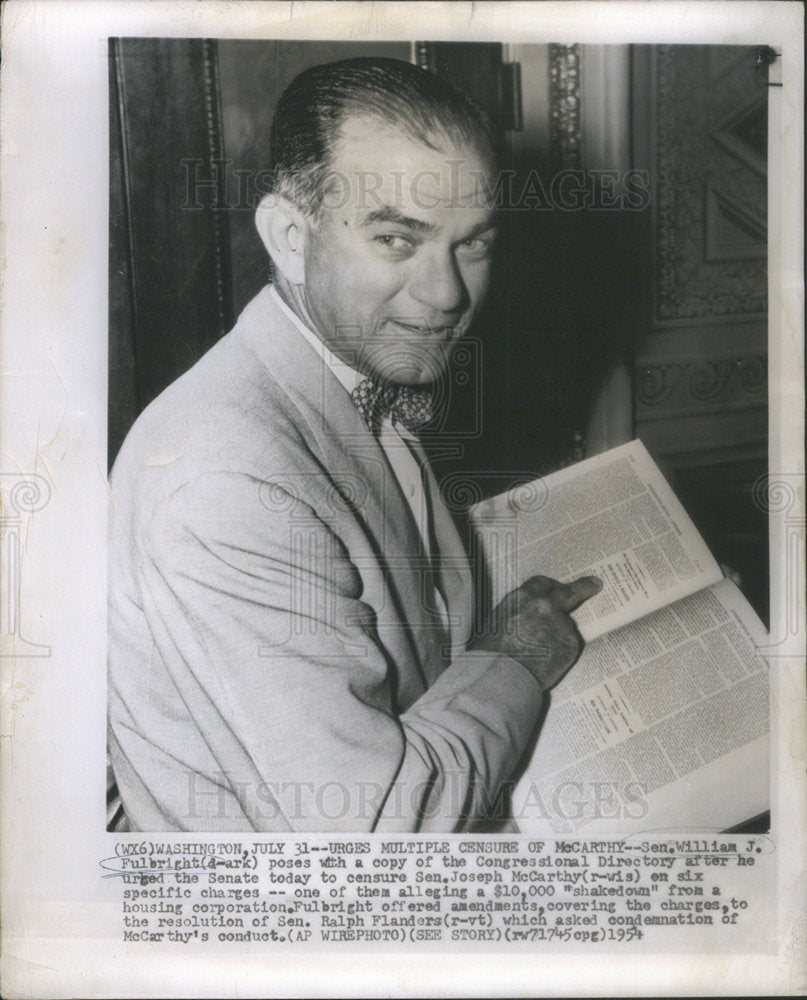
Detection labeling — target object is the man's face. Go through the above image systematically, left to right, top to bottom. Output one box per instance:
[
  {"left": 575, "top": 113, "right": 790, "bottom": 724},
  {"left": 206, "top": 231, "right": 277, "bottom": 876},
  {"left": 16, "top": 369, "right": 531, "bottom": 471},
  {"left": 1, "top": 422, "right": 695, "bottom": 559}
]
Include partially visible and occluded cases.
[{"left": 298, "top": 116, "right": 497, "bottom": 385}]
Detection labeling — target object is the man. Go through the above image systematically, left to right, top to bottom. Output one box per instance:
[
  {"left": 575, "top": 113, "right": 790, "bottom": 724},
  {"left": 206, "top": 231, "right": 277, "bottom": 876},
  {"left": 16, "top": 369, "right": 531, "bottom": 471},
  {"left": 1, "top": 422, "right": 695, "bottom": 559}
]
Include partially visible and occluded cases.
[{"left": 108, "top": 56, "right": 600, "bottom": 832}]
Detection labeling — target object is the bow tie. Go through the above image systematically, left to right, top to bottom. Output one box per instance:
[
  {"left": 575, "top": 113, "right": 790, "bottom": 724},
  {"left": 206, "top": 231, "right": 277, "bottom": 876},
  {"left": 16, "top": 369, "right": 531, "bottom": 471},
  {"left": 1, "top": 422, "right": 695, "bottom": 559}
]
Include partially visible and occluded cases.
[{"left": 350, "top": 377, "right": 434, "bottom": 435}]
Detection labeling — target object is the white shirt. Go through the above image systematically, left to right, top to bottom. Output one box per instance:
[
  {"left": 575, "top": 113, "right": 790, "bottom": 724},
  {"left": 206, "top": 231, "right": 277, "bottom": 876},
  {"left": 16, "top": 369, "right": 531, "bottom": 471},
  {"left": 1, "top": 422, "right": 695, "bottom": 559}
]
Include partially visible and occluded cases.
[{"left": 269, "top": 287, "right": 449, "bottom": 626}]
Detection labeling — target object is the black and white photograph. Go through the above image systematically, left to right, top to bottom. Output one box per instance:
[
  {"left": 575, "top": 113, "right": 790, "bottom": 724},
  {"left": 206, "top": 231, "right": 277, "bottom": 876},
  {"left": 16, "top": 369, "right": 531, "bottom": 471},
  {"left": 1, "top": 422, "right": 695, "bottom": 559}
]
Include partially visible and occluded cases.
[
  {"left": 1, "top": 2, "right": 804, "bottom": 997},
  {"left": 106, "top": 37, "right": 772, "bottom": 835}
]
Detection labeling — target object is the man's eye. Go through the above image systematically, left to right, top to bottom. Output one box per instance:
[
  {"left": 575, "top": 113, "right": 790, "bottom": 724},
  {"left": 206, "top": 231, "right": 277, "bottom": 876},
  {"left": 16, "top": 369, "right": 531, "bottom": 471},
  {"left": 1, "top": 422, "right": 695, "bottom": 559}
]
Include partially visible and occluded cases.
[
  {"left": 375, "top": 234, "right": 413, "bottom": 251},
  {"left": 457, "top": 237, "right": 493, "bottom": 259}
]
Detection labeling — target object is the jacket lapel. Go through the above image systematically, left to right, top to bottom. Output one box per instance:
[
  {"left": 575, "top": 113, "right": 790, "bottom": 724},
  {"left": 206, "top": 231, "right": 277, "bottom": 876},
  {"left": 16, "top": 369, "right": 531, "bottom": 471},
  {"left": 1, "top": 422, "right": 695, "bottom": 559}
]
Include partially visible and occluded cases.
[{"left": 235, "top": 287, "right": 456, "bottom": 697}]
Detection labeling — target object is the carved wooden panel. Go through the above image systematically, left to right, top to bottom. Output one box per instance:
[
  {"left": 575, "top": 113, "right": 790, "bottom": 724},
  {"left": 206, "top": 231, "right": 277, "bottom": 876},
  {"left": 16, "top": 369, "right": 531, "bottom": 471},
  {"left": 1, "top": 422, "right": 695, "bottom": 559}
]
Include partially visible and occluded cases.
[
  {"left": 548, "top": 44, "right": 582, "bottom": 170},
  {"left": 631, "top": 44, "right": 770, "bottom": 621},
  {"left": 633, "top": 45, "right": 768, "bottom": 456},
  {"left": 652, "top": 45, "right": 767, "bottom": 323}
]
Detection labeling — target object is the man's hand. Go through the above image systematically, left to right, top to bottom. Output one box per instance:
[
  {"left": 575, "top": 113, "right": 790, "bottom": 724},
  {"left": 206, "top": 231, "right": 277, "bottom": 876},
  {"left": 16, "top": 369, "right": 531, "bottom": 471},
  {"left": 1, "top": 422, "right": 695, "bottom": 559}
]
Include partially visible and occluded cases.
[{"left": 470, "top": 575, "right": 603, "bottom": 690}]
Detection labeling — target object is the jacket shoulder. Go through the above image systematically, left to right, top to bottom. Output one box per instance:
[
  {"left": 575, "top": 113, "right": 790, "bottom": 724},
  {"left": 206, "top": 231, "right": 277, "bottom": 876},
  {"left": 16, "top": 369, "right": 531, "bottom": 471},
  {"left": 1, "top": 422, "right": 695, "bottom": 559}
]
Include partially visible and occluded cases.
[{"left": 111, "top": 290, "right": 323, "bottom": 507}]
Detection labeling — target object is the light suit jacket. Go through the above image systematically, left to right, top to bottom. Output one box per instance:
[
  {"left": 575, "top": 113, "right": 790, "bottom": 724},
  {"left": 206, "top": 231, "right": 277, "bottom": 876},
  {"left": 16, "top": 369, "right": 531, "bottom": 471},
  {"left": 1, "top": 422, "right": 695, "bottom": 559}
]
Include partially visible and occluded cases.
[{"left": 108, "top": 286, "right": 544, "bottom": 832}]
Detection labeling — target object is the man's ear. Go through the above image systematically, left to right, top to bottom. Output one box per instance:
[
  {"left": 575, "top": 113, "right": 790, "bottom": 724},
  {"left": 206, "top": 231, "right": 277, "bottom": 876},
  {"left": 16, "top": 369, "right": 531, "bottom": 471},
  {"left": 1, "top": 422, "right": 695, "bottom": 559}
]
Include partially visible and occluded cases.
[{"left": 255, "top": 194, "right": 309, "bottom": 285}]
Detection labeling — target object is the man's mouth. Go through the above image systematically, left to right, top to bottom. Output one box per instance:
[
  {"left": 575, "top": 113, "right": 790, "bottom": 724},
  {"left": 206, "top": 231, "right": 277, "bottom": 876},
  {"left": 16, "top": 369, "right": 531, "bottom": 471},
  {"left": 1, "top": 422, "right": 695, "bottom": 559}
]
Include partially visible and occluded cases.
[{"left": 389, "top": 319, "right": 460, "bottom": 337}]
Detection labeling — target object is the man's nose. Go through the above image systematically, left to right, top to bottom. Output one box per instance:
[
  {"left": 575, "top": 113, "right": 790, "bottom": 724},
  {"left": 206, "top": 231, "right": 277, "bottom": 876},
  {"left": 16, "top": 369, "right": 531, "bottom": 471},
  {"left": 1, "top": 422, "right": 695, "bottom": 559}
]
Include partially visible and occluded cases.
[{"left": 407, "top": 251, "right": 466, "bottom": 315}]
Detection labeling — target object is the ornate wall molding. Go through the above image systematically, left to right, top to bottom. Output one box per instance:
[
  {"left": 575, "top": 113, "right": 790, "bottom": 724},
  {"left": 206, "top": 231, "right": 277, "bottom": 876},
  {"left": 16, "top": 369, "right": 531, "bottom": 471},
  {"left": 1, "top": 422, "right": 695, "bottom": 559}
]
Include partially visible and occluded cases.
[
  {"left": 201, "top": 39, "right": 234, "bottom": 338},
  {"left": 415, "top": 41, "right": 438, "bottom": 74},
  {"left": 549, "top": 44, "right": 582, "bottom": 170},
  {"left": 654, "top": 45, "right": 767, "bottom": 322},
  {"left": 710, "top": 91, "right": 768, "bottom": 175},
  {"left": 636, "top": 354, "right": 767, "bottom": 411}
]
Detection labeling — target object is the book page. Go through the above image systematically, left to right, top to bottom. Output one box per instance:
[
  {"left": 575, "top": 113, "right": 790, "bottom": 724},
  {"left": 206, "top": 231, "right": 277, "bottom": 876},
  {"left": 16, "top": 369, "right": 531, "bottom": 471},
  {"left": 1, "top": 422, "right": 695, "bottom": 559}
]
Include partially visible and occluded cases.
[
  {"left": 469, "top": 439, "right": 723, "bottom": 641},
  {"left": 512, "top": 579, "right": 769, "bottom": 836}
]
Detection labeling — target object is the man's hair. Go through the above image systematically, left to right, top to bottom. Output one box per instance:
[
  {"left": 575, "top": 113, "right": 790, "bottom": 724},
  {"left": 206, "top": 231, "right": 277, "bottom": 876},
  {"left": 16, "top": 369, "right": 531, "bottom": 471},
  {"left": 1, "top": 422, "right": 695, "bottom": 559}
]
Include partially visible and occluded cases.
[{"left": 269, "top": 56, "right": 496, "bottom": 217}]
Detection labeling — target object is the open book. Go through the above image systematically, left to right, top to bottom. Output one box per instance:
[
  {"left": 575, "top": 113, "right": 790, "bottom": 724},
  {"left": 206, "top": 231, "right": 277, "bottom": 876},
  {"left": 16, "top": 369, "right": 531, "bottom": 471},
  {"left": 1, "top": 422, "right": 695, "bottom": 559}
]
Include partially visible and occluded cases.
[{"left": 469, "top": 440, "right": 769, "bottom": 836}]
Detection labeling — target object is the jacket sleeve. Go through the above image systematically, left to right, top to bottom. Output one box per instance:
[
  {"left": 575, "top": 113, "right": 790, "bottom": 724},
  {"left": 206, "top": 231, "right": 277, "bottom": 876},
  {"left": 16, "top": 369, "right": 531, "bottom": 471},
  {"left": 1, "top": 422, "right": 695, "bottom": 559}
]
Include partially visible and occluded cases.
[{"left": 112, "top": 469, "right": 544, "bottom": 832}]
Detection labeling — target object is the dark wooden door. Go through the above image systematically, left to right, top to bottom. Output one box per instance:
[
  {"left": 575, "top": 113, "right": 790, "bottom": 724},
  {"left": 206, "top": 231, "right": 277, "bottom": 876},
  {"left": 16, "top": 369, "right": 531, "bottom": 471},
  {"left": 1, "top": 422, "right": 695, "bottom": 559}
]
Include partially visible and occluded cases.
[{"left": 109, "top": 38, "right": 235, "bottom": 463}]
